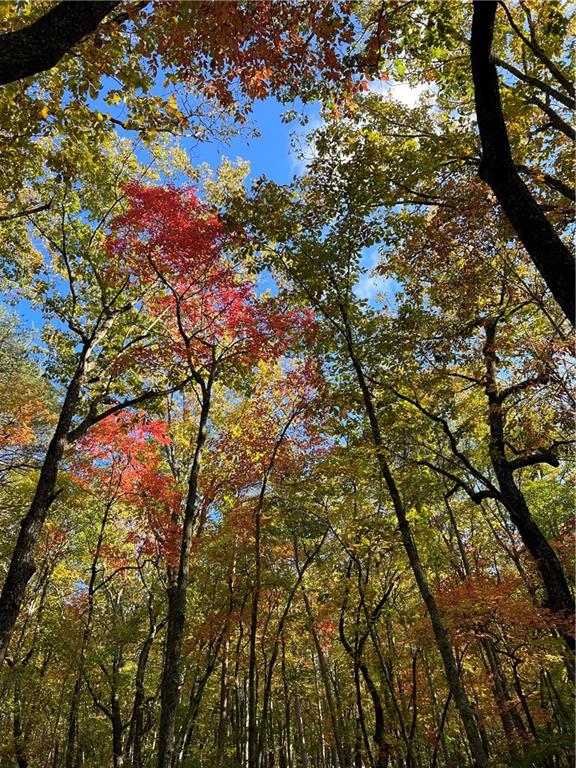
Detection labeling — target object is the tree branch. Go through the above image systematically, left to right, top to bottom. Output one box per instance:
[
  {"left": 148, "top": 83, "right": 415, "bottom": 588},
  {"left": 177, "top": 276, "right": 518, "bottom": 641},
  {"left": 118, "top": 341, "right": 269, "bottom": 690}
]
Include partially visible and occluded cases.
[
  {"left": 0, "top": 1, "right": 121, "bottom": 87},
  {"left": 471, "top": 1, "right": 575, "bottom": 325}
]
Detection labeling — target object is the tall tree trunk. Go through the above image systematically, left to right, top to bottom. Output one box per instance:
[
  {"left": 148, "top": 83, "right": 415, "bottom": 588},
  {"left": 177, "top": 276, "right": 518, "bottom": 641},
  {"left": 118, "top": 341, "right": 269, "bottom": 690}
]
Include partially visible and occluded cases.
[
  {"left": 470, "top": 1, "right": 575, "bottom": 324},
  {"left": 339, "top": 305, "right": 489, "bottom": 768},
  {"left": 0, "top": 316, "right": 115, "bottom": 665},
  {"left": 482, "top": 320, "right": 574, "bottom": 652},
  {"left": 0, "top": 364, "right": 84, "bottom": 664},
  {"left": 157, "top": 380, "right": 212, "bottom": 768},
  {"left": 248, "top": 411, "right": 299, "bottom": 768},
  {"left": 247, "top": 489, "right": 262, "bottom": 768},
  {"left": 66, "top": 501, "right": 113, "bottom": 768},
  {"left": 216, "top": 536, "right": 238, "bottom": 767},
  {"left": 300, "top": 585, "right": 348, "bottom": 768},
  {"left": 126, "top": 593, "right": 160, "bottom": 768},
  {"left": 216, "top": 638, "right": 230, "bottom": 767},
  {"left": 13, "top": 669, "right": 28, "bottom": 768},
  {"left": 111, "top": 689, "right": 124, "bottom": 768},
  {"left": 294, "top": 693, "right": 309, "bottom": 768}
]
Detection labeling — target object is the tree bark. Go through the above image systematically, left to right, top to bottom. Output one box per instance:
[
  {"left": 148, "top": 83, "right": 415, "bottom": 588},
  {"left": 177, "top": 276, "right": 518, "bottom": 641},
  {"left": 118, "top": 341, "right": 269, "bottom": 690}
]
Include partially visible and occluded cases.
[
  {"left": 0, "top": 1, "right": 121, "bottom": 86},
  {"left": 470, "top": 1, "right": 575, "bottom": 325},
  {"left": 338, "top": 304, "right": 490, "bottom": 768},
  {"left": 482, "top": 320, "right": 574, "bottom": 651},
  {"left": 0, "top": 348, "right": 89, "bottom": 664},
  {"left": 157, "top": 380, "right": 212, "bottom": 768}
]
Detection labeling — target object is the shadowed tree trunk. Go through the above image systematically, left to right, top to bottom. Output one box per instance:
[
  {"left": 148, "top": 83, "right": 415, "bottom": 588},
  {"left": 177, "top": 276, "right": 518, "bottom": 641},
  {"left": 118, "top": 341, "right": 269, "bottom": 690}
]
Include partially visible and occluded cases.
[
  {"left": 470, "top": 1, "right": 575, "bottom": 324},
  {"left": 0, "top": 2, "right": 121, "bottom": 87},
  {"left": 482, "top": 319, "right": 574, "bottom": 653},
  {"left": 157, "top": 374, "right": 213, "bottom": 768}
]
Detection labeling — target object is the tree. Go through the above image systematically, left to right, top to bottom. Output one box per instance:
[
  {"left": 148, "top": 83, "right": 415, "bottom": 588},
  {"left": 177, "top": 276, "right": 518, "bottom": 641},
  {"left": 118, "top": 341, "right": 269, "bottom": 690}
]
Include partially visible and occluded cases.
[
  {"left": 0, "top": 1, "right": 121, "bottom": 86},
  {"left": 470, "top": 1, "right": 575, "bottom": 324},
  {"left": 0, "top": 143, "right": 194, "bottom": 665},
  {"left": 105, "top": 182, "right": 315, "bottom": 766}
]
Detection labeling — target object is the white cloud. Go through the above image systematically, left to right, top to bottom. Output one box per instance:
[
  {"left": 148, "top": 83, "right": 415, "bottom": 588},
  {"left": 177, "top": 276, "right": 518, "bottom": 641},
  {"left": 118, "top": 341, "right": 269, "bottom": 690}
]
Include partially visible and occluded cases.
[
  {"left": 368, "top": 79, "right": 428, "bottom": 107},
  {"left": 288, "top": 113, "right": 325, "bottom": 177},
  {"left": 354, "top": 247, "right": 397, "bottom": 307}
]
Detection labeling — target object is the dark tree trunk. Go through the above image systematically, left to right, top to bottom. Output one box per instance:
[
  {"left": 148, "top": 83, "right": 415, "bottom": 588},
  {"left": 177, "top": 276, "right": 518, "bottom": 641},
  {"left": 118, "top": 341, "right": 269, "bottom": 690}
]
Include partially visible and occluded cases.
[
  {"left": 0, "top": 1, "right": 121, "bottom": 86},
  {"left": 470, "top": 1, "right": 575, "bottom": 325},
  {"left": 339, "top": 304, "right": 490, "bottom": 768},
  {"left": 0, "top": 311, "right": 118, "bottom": 665},
  {"left": 483, "top": 321, "right": 574, "bottom": 651},
  {"left": 0, "top": 359, "right": 86, "bottom": 664},
  {"left": 157, "top": 382, "right": 212, "bottom": 768},
  {"left": 247, "top": 489, "right": 262, "bottom": 768},
  {"left": 65, "top": 502, "right": 113, "bottom": 768},
  {"left": 126, "top": 597, "right": 159, "bottom": 768},
  {"left": 358, "top": 662, "right": 389, "bottom": 768},
  {"left": 13, "top": 671, "right": 28, "bottom": 768},
  {"left": 111, "top": 692, "right": 124, "bottom": 768}
]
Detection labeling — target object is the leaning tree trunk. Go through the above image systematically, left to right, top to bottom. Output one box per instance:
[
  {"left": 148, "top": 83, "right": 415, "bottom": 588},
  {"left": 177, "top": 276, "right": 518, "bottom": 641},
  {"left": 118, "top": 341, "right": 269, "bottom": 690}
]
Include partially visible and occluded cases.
[
  {"left": 470, "top": 0, "right": 575, "bottom": 324},
  {"left": 338, "top": 304, "right": 490, "bottom": 768},
  {"left": 0, "top": 313, "right": 117, "bottom": 666},
  {"left": 482, "top": 320, "right": 574, "bottom": 653},
  {"left": 0, "top": 352, "right": 88, "bottom": 665}
]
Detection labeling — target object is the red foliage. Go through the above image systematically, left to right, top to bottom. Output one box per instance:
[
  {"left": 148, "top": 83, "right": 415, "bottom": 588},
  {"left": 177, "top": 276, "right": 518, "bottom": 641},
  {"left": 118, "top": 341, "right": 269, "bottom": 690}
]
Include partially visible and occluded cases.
[
  {"left": 147, "top": 2, "right": 358, "bottom": 112},
  {"left": 106, "top": 184, "right": 315, "bottom": 371},
  {"left": 74, "top": 411, "right": 182, "bottom": 566},
  {"left": 437, "top": 573, "right": 555, "bottom": 642}
]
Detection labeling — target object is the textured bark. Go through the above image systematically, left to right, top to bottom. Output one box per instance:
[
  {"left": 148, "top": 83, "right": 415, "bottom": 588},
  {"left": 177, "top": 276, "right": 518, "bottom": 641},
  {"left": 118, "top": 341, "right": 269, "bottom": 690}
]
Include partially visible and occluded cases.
[
  {"left": 0, "top": 1, "right": 121, "bottom": 86},
  {"left": 471, "top": 1, "right": 575, "bottom": 325},
  {"left": 482, "top": 321, "right": 574, "bottom": 651},
  {"left": 0, "top": 357, "right": 86, "bottom": 664},
  {"left": 157, "top": 382, "right": 212, "bottom": 768}
]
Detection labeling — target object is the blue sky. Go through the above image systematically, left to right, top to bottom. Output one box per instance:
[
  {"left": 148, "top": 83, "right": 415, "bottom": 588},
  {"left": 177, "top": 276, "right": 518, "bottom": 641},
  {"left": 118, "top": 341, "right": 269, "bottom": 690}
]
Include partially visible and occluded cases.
[
  {"left": 12, "top": 79, "right": 428, "bottom": 336},
  {"left": 179, "top": 92, "right": 407, "bottom": 308},
  {"left": 184, "top": 97, "right": 320, "bottom": 186}
]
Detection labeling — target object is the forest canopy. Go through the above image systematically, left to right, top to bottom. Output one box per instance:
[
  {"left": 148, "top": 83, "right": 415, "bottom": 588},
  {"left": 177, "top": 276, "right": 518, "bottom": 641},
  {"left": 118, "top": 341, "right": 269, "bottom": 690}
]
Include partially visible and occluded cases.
[{"left": 0, "top": 2, "right": 573, "bottom": 768}]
